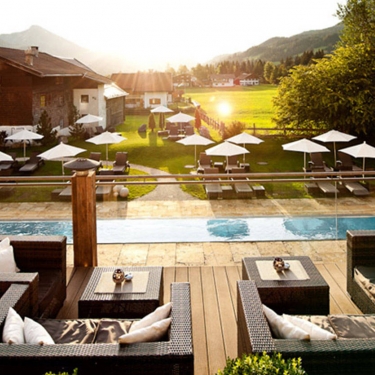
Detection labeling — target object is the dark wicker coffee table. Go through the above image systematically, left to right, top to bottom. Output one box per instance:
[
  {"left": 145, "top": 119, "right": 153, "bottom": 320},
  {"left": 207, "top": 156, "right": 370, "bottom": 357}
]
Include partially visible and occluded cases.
[
  {"left": 242, "top": 256, "right": 329, "bottom": 314},
  {"left": 78, "top": 266, "right": 163, "bottom": 318}
]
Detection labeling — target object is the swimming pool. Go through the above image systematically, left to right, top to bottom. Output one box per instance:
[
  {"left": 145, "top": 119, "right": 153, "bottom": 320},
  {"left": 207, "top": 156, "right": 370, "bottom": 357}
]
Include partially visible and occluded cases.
[{"left": 0, "top": 216, "right": 374, "bottom": 244}]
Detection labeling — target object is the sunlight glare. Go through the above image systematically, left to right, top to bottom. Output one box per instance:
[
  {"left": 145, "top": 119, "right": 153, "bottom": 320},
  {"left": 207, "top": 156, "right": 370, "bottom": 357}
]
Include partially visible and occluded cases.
[{"left": 217, "top": 102, "right": 232, "bottom": 117}]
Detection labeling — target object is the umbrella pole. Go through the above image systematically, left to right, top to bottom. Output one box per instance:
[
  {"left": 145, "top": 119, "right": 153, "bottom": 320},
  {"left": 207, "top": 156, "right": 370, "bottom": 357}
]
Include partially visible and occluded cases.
[
  {"left": 23, "top": 140, "right": 26, "bottom": 161},
  {"left": 243, "top": 143, "right": 246, "bottom": 163},
  {"left": 194, "top": 145, "right": 197, "bottom": 169}
]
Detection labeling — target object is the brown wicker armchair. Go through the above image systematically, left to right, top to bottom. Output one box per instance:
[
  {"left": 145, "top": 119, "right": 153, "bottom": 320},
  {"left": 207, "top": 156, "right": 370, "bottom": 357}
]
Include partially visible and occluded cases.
[
  {"left": 347, "top": 230, "right": 375, "bottom": 314},
  {"left": 0, "top": 235, "right": 67, "bottom": 318},
  {"left": 238, "top": 280, "right": 375, "bottom": 375},
  {"left": 0, "top": 282, "right": 193, "bottom": 375}
]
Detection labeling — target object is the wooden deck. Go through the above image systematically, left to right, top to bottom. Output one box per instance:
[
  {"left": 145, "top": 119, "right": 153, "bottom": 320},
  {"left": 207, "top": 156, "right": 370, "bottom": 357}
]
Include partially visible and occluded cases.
[{"left": 58, "top": 263, "right": 361, "bottom": 375}]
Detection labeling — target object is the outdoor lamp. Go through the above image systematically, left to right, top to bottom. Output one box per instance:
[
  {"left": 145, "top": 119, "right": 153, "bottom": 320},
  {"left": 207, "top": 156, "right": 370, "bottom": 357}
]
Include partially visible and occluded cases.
[{"left": 63, "top": 158, "right": 100, "bottom": 176}]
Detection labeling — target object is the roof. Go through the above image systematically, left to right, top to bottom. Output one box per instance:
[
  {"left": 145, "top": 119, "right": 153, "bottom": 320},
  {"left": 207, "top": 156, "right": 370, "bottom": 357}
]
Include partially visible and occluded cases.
[
  {"left": 0, "top": 46, "right": 112, "bottom": 84},
  {"left": 111, "top": 72, "right": 173, "bottom": 93},
  {"left": 210, "top": 74, "right": 236, "bottom": 80},
  {"left": 104, "top": 83, "right": 129, "bottom": 99}
]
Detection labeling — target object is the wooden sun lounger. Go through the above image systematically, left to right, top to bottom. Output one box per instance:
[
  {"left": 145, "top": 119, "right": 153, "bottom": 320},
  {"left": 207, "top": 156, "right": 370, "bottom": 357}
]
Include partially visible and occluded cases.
[
  {"left": 316, "top": 180, "right": 339, "bottom": 195},
  {"left": 344, "top": 181, "right": 370, "bottom": 196},
  {"left": 232, "top": 182, "right": 253, "bottom": 198}
]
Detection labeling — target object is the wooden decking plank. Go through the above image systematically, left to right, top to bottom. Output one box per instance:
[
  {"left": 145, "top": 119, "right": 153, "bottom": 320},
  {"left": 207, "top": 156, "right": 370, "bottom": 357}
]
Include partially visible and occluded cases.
[
  {"left": 316, "top": 263, "right": 361, "bottom": 314},
  {"left": 175, "top": 266, "right": 189, "bottom": 282},
  {"left": 201, "top": 266, "right": 226, "bottom": 375},
  {"left": 213, "top": 266, "right": 238, "bottom": 361},
  {"left": 225, "top": 266, "right": 241, "bottom": 315},
  {"left": 163, "top": 267, "right": 176, "bottom": 303},
  {"left": 189, "top": 267, "right": 209, "bottom": 375}
]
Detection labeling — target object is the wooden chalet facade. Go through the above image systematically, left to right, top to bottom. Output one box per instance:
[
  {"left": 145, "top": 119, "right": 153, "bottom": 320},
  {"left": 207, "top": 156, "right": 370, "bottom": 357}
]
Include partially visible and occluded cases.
[
  {"left": 0, "top": 46, "right": 128, "bottom": 132},
  {"left": 111, "top": 72, "right": 173, "bottom": 109},
  {"left": 234, "top": 73, "right": 260, "bottom": 86},
  {"left": 209, "top": 74, "right": 235, "bottom": 87}
]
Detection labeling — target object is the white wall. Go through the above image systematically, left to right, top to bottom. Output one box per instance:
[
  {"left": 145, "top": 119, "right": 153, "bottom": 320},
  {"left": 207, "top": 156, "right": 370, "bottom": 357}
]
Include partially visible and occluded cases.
[{"left": 143, "top": 92, "right": 169, "bottom": 109}]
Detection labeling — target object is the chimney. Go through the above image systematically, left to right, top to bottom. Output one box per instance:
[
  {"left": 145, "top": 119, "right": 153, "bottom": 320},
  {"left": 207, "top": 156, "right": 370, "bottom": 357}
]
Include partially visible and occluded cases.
[{"left": 24, "top": 46, "right": 39, "bottom": 66}]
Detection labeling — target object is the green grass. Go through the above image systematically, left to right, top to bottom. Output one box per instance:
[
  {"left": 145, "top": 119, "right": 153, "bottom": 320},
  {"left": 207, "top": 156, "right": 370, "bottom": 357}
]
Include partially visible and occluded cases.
[{"left": 184, "top": 85, "right": 278, "bottom": 128}]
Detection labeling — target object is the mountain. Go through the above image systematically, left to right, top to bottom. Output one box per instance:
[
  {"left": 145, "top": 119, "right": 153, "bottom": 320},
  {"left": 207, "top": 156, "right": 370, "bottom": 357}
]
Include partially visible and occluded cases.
[
  {"left": 209, "top": 23, "right": 344, "bottom": 64},
  {"left": 0, "top": 25, "right": 136, "bottom": 75}
]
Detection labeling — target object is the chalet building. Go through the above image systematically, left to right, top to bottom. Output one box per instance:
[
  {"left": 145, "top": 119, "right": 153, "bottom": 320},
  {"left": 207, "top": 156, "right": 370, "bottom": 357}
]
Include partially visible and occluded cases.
[
  {"left": 0, "top": 46, "right": 128, "bottom": 133},
  {"left": 111, "top": 72, "right": 173, "bottom": 109},
  {"left": 234, "top": 73, "right": 260, "bottom": 86},
  {"left": 209, "top": 74, "right": 235, "bottom": 87}
]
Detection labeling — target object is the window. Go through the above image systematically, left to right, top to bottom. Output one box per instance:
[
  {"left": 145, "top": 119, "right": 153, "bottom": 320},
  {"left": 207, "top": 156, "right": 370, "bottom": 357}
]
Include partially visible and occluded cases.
[
  {"left": 40, "top": 95, "right": 46, "bottom": 107},
  {"left": 81, "top": 95, "right": 89, "bottom": 103},
  {"left": 150, "top": 98, "right": 161, "bottom": 105}
]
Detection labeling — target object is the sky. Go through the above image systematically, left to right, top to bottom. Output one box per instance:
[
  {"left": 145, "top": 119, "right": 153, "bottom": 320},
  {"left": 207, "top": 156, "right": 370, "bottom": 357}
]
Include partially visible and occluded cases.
[{"left": 1, "top": 0, "right": 345, "bottom": 70}]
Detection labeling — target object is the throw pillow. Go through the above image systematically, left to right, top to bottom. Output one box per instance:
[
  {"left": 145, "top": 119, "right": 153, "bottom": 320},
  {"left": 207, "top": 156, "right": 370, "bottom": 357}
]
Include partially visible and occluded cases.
[
  {"left": 0, "top": 237, "right": 19, "bottom": 273},
  {"left": 129, "top": 302, "right": 172, "bottom": 332},
  {"left": 262, "top": 305, "right": 310, "bottom": 340},
  {"left": 2, "top": 307, "right": 24, "bottom": 344},
  {"left": 283, "top": 314, "right": 337, "bottom": 340},
  {"left": 24, "top": 317, "right": 55, "bottom": 345},
  {"left": 118, "top": 317, "right": 171, "bottom": 344}
]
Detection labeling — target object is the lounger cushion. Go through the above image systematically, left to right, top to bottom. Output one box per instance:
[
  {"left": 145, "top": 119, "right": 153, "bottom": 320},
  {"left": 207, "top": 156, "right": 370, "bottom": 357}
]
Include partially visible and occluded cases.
[
  {"left": 0, "top": 237, "right": 19, "bottom": 273},
  {"left": 354, "top": 266, "right": 375, "bottom": 300},
  {"left": 130, "top": 302, "right": 172, "bottom": 332},
  {"left": 263, "top": 305, "right": 310, "bottom": 340},
  {"left": 2, "top": 307, "right": 24, "bottom": 344},
  {"left": 283, "top": 314, "right": 337, "bottom": 340},
  {"left": 328, "top": 315, "right": 375, "bottom": 339},
  {"left": 24, "top": 317, "right": 55, "bottom": 345},
  {"left": 118, "top": 317, "right": 171, "bottom": 344}
]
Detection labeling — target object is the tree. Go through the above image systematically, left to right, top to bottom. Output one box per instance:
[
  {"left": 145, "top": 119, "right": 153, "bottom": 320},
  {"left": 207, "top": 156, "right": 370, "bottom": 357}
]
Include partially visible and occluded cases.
[
  {"left": 273, "top": 0, "right": 375, "bottom": 136},
  {"left": 68, "top": 105, "right": 85, "bottom": 140},
  {"left": 194, "top": 108, "right": 202, "bottom": 130},
  {"left": 36, "top": 110, "right": 57, "bottom": 145},
  {"left": 148, "top": 113, "right": 156, "bottom": 132},
  {"left": 222, "top": 121, "right": 246, "bottom": 139}
]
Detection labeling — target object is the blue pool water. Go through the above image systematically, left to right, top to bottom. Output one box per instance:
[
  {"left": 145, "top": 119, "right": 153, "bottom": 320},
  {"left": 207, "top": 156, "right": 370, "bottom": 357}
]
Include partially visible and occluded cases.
[{"left": 0, "top": 216, "right": 375, "bottom": 244}]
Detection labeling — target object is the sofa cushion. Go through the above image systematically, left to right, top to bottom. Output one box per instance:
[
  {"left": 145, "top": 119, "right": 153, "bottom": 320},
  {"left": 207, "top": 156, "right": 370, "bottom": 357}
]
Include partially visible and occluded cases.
[
  {"left": 0, "top": 238, "right": 19, "bottom": 273},
  {"left": 354, "top": 266, "right": 375, "bottom": 301},
  {"left": 129, "top": 302, "right": 172, "bottom": 332},
  {"left": 262, "top": 305, "right": 310, "bottom": 340},
  {"left": 2, "top": 307, "right": 24, "bottom": 344},
  {"left": 283, "top": 314, "right": 337, "bottom": 340},
  {"left": 328, "top": 315, "right": 375, "bottom": 339},
  {"left": 24, "top": 317, "right": 55, "bottom": 345},
  {"left": 118, "top": 317, "right": 171, "bottom": 344},
  {"left": 95, "top": 319, "right": 132, "bottom": 343}
]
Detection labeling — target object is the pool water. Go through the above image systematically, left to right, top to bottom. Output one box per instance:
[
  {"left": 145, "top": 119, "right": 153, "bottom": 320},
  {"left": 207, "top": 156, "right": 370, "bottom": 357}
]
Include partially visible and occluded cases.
[{"left": 0, "top": 216, "right": 375, "bottom": 244}]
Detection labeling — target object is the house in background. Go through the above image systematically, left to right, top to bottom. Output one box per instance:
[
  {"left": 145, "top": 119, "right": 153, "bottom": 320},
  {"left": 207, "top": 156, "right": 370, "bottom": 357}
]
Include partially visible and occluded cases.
[
  {"left": 0, "top": 46, "right": 128, "bottom": 134},
  {"left": 111, "top": 72, "right": 173, "bottom": 109},
  {"left": 234, "top": 73, "right": 260, "bottom": 86},
  {"left": 210, "top": 74, "right": 235, "bottom": 87}
]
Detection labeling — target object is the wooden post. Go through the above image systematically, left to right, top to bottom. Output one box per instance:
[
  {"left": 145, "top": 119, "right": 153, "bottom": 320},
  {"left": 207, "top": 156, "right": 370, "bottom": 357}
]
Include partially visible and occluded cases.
[{"left": 71, "top": 170, "right": 98, "bottom": 267}]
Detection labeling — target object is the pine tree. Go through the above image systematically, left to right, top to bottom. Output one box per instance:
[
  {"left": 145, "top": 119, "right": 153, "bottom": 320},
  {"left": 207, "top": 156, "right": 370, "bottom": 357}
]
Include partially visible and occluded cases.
[{"left": 36, "top": 110, "right": 57, "bottom": 145}]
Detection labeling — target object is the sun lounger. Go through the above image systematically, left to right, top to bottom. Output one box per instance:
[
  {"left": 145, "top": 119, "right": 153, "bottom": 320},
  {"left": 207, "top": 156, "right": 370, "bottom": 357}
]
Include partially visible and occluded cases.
[
  {"left": 19, "top": 151, "right": 43, "bottom": 174},
  {"left": 336, "top": 151, "right": 363, "bottom": 172},
  {"left": 112, "top": 152, "right": 130, "bottom": 174},
  {"left": 197, "top": 152, "right": 212, "bottom": 174},
  {"left": 204, "top": 167, "right": 222, "bottom": 199},
  {"left": 230, "top": 167, "right": 253, "bottom": 198},
  {"left": 316, "top": 180, "right": 339, "bottom": 195},
  {"left": 344, "top": 181, "right": 370, "bottom": 196}
]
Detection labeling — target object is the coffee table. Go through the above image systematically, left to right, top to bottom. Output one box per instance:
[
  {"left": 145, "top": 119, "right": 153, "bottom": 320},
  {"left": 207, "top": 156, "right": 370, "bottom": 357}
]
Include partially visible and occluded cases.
[
  {"left": 242, "top": 256, "right": 329, "bottom": 315},
  {"left": 78, "top": 266, "right": 163, "bottom": 318}
]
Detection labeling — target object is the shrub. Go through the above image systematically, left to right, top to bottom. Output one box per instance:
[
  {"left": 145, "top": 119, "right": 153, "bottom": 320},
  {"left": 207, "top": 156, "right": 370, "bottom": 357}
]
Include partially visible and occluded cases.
[
  {"left": 216, "top": 352, "right": 306, "bottom": 375},
  {"left": 44, "top": 369, "right": 78, "bottom": 375}
]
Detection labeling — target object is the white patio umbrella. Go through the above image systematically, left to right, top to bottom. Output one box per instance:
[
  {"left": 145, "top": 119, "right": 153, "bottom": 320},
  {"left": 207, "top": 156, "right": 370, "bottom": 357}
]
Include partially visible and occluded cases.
[
  {"left": 150, "top": 105, "right": 174, "bottom": 114},
  {"left": 167, "top": 112, "right": 195, "bottom": 124},
  {"left": 75, "top": 114, "right": 103, "bottom": 125},
  {"left": 5, "top": 129, "right": 44, "bottom": 159},
  {"left": 313, "top": 130, "right": 356, "bottom": 164},
  {"left": 86, "top": 131, "right": 127, "bottom": 163},
  {"left": 226, "top": 132, "right": 264, "bottom": 163},
  {"left": 177, "top": 134, "right": 214, "bottom": 168},
  {"left": 282, "top": 138, "right": 330, "bottom": 170},
  {"left": 205, "top": 141, "right": 249, "bottom": 169},
  {"left": 339, "top": 141, "right": 375, "bottom": 171},
  {"left": 38, "top": 142, "right": 86, "bottom": 174},
  {"left": 0, "top": 152, "right": 13, "bottom": 162}
]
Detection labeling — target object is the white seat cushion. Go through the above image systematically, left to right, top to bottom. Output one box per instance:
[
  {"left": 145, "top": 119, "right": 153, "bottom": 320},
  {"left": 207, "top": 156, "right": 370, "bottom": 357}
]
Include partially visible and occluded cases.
[
  {"left": 0, "top": 237, "right": 19, "bottom": 273},
  {"left": 129, "top": 302, "right": 172, "bottom": 332},
  {"left": 2, "top": 307, "right": 24, "bottom": 344},
  {"left": 24, "top": 317, "right": 55, "bottom": 345}
]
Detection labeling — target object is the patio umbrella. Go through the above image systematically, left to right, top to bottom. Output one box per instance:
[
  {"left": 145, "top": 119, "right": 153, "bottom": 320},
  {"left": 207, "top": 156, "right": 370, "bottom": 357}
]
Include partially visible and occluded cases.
[
  {"left": 150, "top": 105, "right": 174, "bottom": 114},
  {"left": 167, "top": 112, "right": 195, "bottom": 125},
  {"left": 75, "top": 114, "right": 103, "bottom": 125},
  {"left": 5, "top": 129, "right": 44, "bottom": 159},
  {"left": 313, "top": 130, "right": 356, "bottom": 164},
  {"left": 86, "top": 131, "right": 127, "bottom": 163},
  {"left": 226, "top": 132, "right": 264, "bottom": 163},
  {"left": 177, "top": 134, "right": 214, "bottom": 168},
  {"left": 282, "top": 138, "right": 329, "bottom": 170},
  {"left": 205, "top": 141, "right": 249, "bottom": 169},
  {"left": 339, "top": 141, "right": 375, "bottom": 171},
  {"left": 38, "top": 142, "right": 86, "bottom": 174},
  {"left": 0, "top": 152, "right": 13, "bottom": 162}
]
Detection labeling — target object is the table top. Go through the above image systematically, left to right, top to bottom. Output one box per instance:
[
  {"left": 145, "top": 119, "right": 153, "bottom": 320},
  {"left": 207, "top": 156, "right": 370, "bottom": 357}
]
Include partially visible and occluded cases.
[
  {"left": 242, "top": 256, "right": 328, "bottom": 289},
  {"left": 79, "top": 266, "right": 163, "bottom": 302}
]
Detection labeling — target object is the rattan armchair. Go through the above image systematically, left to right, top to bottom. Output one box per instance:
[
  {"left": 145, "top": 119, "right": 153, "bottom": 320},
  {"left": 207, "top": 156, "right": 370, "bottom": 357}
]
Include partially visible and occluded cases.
[
  {"left": 347, "top": 230, "right": 375, "bottom": 314},
  {"left": 238, "top": 280, "right": 375, "bottom": 375},
  {"left": 0, "top": 282, "right": 193, "bottom": 375}
]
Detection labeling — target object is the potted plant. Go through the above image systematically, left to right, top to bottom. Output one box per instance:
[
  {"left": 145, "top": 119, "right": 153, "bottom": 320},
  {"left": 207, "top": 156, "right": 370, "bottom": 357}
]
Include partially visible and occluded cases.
[{"left": 216, "top": 352, "right": 306, "bottom": 375}]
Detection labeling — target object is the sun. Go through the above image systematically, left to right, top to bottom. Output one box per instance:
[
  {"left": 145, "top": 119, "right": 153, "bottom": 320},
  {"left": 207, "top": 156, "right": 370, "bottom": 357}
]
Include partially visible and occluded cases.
[{"left": 217, "top": 102, "right": 232, "bottom": 117}]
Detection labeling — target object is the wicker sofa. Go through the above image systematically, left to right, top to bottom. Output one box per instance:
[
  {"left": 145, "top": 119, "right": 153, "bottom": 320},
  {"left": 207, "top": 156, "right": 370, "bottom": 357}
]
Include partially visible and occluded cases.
[
  {"left": 347, "top": 230, "right": 375, "bottom": 314},
  {"left": 0, "top": 235, "right": 67, "bottom": 318},
  {"left": 237, "top": 280, "right": 375, "bottom": 375},
  {"left": 0, "top": 282, "right": 193, "bottom": 375}
]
